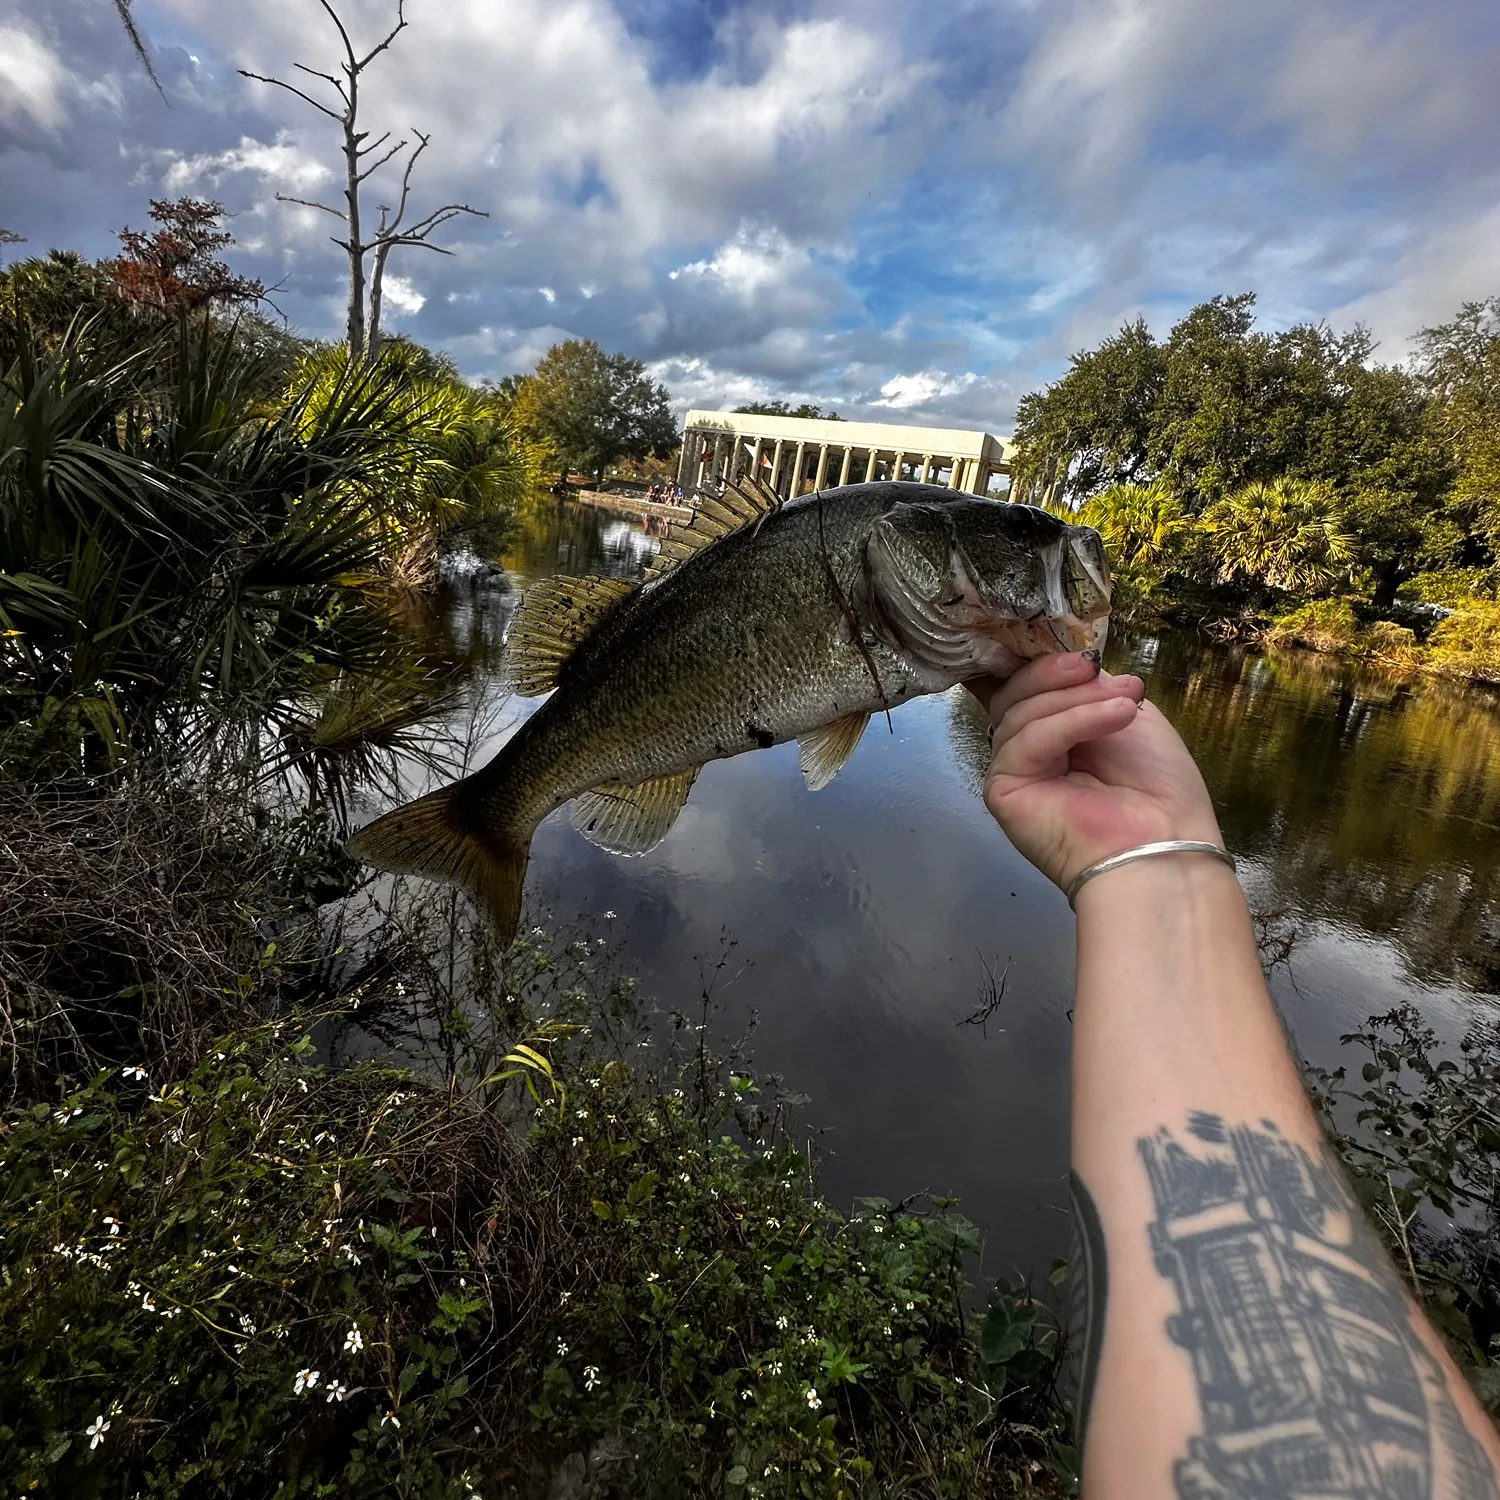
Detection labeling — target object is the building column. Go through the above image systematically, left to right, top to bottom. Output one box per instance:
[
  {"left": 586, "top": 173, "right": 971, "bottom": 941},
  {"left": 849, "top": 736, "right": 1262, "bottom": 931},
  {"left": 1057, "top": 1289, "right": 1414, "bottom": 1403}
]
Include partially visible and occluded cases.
[
  {"left": 677, "top": 429, "right": 696, "bottom": 490},
  {"left": 712, "top": 432, "right": 727, "bottom": 486},
  {"left": 728, "top": 434, "right": 743, "bottom": 482},
  {"left": 750, "top": 436, "right": 764, "bottom": 483},
  {"left": 770, "top": 439, "right": 784, "bottom": 494},
  {"left": 791, "top": 440, "right": 806, "bottom": 497},
  {"left": 813, "top": 443, "right": 830, "bottom": 491},
  {"left": 838, "top": 446, "right": 853, "bottom": 486},
  {"left": 864, "top": 448, "right": 878, "bottom": 482},
  {"left": 918, "top": 453, "right": 932, "bottom": 484},
  {"left": 947, "top": 457, "right": 962, "bottom": 489},
  {"left": 971, "top": 462, "right": 988, "bottom": 496}
]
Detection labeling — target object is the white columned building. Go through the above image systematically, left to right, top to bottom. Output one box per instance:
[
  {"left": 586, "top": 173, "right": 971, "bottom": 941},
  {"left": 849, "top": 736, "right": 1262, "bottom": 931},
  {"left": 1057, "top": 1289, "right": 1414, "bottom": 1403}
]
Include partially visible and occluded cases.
[{"left": 677, "top": 410, "right": 1014, "bottom": 500}]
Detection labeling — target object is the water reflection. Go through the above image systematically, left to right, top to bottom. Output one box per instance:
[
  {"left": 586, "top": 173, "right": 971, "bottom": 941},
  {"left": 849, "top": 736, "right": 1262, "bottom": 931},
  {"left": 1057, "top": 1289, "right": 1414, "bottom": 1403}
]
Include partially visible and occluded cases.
[{"left": 399, "top": 493, "right": 1500, "bottom": 1277}]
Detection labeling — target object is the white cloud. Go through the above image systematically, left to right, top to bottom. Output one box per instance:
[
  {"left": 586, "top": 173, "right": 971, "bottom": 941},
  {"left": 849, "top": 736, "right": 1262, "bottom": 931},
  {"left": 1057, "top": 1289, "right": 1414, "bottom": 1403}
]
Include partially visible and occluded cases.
[
  {"left": 0, "top": 23, "right": 71, "bottom": 133},
  {"left": 158, "top": 131, "right": 333, "bottom": 194},
  {"left": 381, "top": 274, "right": 425, "bottom": 316},
  {"left": 538, "top": 286, "right": 555, "bottom": 303},
  {"left": 874, "top": 371, "right": 979, "bottom": 410}
]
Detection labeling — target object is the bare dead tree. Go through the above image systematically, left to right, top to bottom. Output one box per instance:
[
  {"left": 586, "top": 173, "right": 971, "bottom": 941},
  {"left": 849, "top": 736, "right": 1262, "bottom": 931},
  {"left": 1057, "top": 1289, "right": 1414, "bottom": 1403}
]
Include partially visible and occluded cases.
[{"left": 239, "top": 0, "right": 487, "bottom": 359}]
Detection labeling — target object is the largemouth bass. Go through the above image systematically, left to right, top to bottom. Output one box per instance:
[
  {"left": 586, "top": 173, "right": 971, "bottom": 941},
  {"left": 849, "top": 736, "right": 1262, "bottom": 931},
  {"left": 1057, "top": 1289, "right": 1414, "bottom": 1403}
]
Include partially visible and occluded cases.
[{"left": 348, "top": 481, "right": 1111, "bottom": 937}]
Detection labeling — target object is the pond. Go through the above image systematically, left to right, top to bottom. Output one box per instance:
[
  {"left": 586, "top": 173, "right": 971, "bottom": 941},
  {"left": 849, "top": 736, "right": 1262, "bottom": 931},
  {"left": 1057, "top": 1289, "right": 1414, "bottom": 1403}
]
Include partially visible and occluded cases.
[{"left": 406, "top": 494, "right": 1500, "bottom": 1284}]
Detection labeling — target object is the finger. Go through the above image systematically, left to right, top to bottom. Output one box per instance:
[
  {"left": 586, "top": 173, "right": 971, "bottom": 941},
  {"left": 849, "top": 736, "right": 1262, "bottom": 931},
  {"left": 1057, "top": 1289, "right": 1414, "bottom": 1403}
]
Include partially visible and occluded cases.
[
  {"left": 983, "top": 650, "right": 1101, "bottom": 725},
  {"left": 990, "top": 672, "right": 1143, "bottom": 751},
  {"left": 987, "top": 694, "right": 1139, "bottom": 782}
]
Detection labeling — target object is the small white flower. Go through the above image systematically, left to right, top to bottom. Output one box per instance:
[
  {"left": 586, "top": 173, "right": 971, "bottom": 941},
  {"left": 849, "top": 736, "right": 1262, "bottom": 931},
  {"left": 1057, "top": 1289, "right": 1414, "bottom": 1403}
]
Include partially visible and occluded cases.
[
  {"left": 604, "top": 910, "right": 617, "bottom": 919},
  {"left": 394, "top": 981, "right": 406, "bottom": 995},
  {"left": 122, "top": 1065, "right": 147, "bottom": 1081},
  {"left": 575, "top": 1109, "right": 588, "bottom": 1119},
  {"left": 571, "top": 1136, "right": 583, "bottom": 1148},
  {"left": 102, "top": 1217, "right": 122, "bottom": 1236},
  {"left": 765, "top": 1217, "right": 779, "bottom": 1229},
  {"left": 341, "top": 1244, "right": 362, "bottom": 1265},
  {"left": 646, "top": 1271, "right": 659, "bottom": 1283},
  {"left": 904, "top": 1301, "right": 915, "bottom": 1311},
  {"left": 239, "top": 1313, "right": 257, "bottom": 1335},
  {"left": 775, "top": 1315, "right": 789, "bottom": 1331},
  {"left": 882, "top": 1324, "right": 892, "bottom": 1337},
  {"left": 344, "top": 1326, "right": 364, "bottom": 1353},
  {"left": 556, "top": 1339, "right": 569, "bottom": 1356},
  {"left": 767, "top": 1360, "right": 783, "bottom": 1376},
  {"left": 583, "top": 1365, "right": 600, "bottom": 1391},
  {"left": 293, "top": 1368, "right": 321, "bottom": 1395},
  {"left": 325, "top": 1382, "right": 348, "bottom": 1403},
  {"left": 805, "top": 1387, "right": 822, "bottom": 1410},
  {"left": 741, "top": 1389, "right": 753, "bottom": 1401},
  {"left": 381, "top": 1410, "right": 401, "bottom": 1429},
  {"left": 86, "top": 1414, "right": 110, "bottom": 1449}
]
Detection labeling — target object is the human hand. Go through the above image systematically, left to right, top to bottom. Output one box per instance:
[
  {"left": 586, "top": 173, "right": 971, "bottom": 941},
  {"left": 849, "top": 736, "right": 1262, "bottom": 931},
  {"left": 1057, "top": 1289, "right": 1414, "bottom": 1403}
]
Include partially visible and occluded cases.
[{"left": 968, "top": 651, "right": 1224, "bottom": 895}]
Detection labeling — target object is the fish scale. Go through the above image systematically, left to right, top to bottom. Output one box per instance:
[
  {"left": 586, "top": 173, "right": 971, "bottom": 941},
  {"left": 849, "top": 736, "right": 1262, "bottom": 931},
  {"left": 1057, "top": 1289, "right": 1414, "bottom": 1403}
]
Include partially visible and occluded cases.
[{"left": 347, "top": 481, "right": 1110, "bottom": 938}]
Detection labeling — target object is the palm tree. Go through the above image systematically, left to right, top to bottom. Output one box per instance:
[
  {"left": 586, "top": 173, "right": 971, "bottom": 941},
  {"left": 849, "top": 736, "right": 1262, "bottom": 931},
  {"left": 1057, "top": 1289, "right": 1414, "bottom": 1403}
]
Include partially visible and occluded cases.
[
  {"left": 1199, "top": 476, "right": 1353, "bottom": 595},
  {"left": 1077, "top": 481, "right": 1191, "bottom": 573}
]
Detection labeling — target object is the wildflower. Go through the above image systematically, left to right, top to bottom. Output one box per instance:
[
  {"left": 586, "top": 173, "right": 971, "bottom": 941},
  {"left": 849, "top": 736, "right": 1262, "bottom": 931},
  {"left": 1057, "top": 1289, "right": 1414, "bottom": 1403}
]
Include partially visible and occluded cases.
[
  {"left": 604, "top": 909, "right": 617, "bottom": 919},
  {"left": 394, "top": 981, "right": 406, "bottom": 995},
  {"left": 122, "top": 1065, "right": 147, "bottom": 1082},
  {"left": 297, "top": 1078, "right": 309, "bottom": 1093},
  {"left": 53, "top": 1106, "right": 83, "bottom": 1123},
  {"left": 575, "top": 1108, "right": 588, "bottom": 1119},
  {"left": 571, "top": 1136, "right": 583, "bottom": 1148},
  {"left": 102, "top": 1217, "right": 122, "bottom": 1236},
  {"left": 766, "top": 1217, "right": 780, "bottom": 1229},
  {"left": 341, "top": 1244, "right": 362, "bottom": 1265},
  {"left": 646, "top": 1271, "right": 659, "bottom": 1283},
  {"left": 559, "top": 1291, "right": 572, "bottom": 1304},
  {"left": 904, "top": 1301, "right": 915, "bottom": 1311},
  {"left": 238, "top": 1313, "right": 257, "bottom": 1335},
  {"left": 775, "top": 1315, "right": 789, "bottom": 1331},
  {"left": 882, "top": 1324, "right": 892, "bottom": 1337},
  {"left": 343, "top": 1326, "right": 364, "bottom": 1353},
  {"left": 556, "top": 1340, "right": 569, "bottom": 1357},
  {"left": 767, "top": 1360, "right": 783, "bottom": 1376},
  {"left": 583, "top": 1365, "right": 600, "bottom": 1391},
  {"left": 293, "top": 1369, "right": 321, "bottom": 1395},
  {"left": 325, "top": 1382, "right": 349, "bottom": 1402},
  {"left": 805, "top": 1387, "right": 822, "bottom": 1411},
  {"left": 741, "top": 1389, "right": 753, "bottom": 1401},
  {"left": 381, "top": 1410, "right": 402, "bottom": 1429},
  {"left": 86, "top": 1414, "right": 110, "bottom": 1450}
]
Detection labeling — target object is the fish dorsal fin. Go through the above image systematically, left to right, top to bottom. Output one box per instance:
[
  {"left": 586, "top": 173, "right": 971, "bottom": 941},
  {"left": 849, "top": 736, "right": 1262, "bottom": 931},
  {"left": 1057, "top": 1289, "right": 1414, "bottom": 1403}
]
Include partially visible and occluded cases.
[
  {"left": 646, "top": 477, "right": 782, "bottom": 580},
  {"left": 503, "top": 575, "right": 636, "bottom": 696},
  {"left": 797, "top": 712, "right": 871, "bottom": 790},
  {"left": 570, "top": 767, "right": 700, "bottom": 855}
]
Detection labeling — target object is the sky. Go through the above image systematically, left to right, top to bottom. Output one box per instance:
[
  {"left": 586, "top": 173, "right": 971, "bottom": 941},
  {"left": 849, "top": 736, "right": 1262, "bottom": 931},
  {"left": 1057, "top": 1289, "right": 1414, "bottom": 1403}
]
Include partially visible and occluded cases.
[{"left": 1, "top": 0, "right": 1498, "bottom": 431}]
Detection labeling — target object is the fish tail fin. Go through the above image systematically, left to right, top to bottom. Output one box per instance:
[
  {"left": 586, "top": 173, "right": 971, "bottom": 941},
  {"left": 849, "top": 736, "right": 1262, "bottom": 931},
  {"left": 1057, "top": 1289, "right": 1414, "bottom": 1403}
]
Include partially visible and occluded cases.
[{"left": 346, "top": 783, "right": 531, "bottom": 942}]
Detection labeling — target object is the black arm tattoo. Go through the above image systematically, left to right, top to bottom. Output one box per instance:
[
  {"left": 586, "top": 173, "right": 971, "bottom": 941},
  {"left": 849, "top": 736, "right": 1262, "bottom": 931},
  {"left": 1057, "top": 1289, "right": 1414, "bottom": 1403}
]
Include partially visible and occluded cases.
[
  {"left": 1137, "top": 1112, "right": 1498, "bottom": 1500},
  {"left": 1069, "top": 1170, "right": 1108, "bottom": 1456}
]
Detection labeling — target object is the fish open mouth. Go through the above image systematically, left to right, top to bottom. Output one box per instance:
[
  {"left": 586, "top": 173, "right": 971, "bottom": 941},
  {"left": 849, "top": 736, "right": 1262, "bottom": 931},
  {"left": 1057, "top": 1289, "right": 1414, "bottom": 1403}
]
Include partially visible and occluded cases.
[
  {"left": 866, "top": 510, "right": 1112, "bottom": 677},
  {"left": 1044, "top": 526, "right": 1112, "bottom": 655}
]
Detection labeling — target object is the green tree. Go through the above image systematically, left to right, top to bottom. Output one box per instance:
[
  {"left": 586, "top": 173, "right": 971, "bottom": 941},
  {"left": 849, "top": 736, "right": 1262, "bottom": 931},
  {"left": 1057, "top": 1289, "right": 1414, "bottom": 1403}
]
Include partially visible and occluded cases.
[
  {"left": 1417, "top": 297, "right": 1500, "bottom": 564},
  {"left": 1011, "top": 317, "right": 1166, "bottom": 507},
  {"left": 518, "top": 339, "right": 676, "bottom": 483},
  {"left": 733, "top": 400, "right": 841, "bottom": 420},
  {"left": 1199, "top": 477, "right": 1353, "bottom": 596},
  {"left": 1077, "top": 481, "right": 1192, "bottom": 574}
]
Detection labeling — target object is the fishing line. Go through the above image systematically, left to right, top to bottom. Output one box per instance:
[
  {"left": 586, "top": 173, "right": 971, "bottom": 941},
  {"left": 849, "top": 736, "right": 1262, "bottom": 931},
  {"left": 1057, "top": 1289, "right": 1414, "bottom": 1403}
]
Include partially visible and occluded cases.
[{"left": 814, "top": 487, "right": 893, "bottom": 733}]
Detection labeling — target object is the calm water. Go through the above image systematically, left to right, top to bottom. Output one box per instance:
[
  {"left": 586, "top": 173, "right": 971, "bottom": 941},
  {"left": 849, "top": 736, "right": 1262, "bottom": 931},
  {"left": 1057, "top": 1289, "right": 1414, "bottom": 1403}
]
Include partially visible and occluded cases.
[{"left": 413, "top": 496, "right": 1500, "bottom": 1281}]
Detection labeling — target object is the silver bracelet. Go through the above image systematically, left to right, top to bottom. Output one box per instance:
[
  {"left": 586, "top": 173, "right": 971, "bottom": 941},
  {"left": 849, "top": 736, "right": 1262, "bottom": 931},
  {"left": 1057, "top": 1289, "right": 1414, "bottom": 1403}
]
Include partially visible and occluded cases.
[{"left": 1065, "top": 840, "right": 1235, "bottom": 909}]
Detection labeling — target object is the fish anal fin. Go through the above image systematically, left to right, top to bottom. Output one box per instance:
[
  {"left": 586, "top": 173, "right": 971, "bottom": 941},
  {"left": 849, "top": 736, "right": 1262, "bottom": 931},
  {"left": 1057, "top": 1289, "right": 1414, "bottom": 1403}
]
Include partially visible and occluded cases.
[
  {"left": 645, "top": 477, "right": 782, "bottom": 581},
  {"left": 504, "top": 575, "right": 636, "bottom": 696},
  {"left": 797, "top": 711, "right": 870, "bottom": 791},
  {"left": 571, "top": 767, "right": 700, "bottom": 856},
  {"left": 346, "top": 784, "right": 531, "bottom": 942}
]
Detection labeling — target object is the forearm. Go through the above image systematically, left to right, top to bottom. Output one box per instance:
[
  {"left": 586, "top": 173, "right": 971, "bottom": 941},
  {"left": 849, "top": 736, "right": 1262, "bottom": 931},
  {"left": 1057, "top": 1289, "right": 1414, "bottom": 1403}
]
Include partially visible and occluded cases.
[{"left": 1069, "top": 858, "right": 1500, "bottom": 1498}]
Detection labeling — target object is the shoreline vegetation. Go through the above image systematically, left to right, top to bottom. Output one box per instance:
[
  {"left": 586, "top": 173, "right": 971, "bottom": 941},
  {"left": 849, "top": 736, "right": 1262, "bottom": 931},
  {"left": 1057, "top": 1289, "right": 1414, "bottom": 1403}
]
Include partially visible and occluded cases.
[
  {"left": 2, "top": 212, "right": 1498, "bottom": 1492},
  {"left": 1012, "top": 291, "right": 1500, "bottom": 686}
]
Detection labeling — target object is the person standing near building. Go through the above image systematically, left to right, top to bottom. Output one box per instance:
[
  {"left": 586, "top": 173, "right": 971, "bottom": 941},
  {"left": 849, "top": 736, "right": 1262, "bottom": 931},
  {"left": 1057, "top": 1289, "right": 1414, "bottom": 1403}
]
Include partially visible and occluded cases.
[{"left": 973, "top": 649, "right": 1500, "bottom": 1499}]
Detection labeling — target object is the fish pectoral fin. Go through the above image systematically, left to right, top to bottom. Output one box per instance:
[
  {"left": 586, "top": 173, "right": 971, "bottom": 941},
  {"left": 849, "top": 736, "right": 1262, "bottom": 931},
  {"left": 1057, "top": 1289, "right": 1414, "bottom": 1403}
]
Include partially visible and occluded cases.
[
  {"left": 504, "top": 575, "right": 637, "bottom": 696},
  {"left": 797, "top": 712, "right": 871, "bottom": 791},
  {"left": 571, "top": 767, "right": 700, "bottom": 856}
]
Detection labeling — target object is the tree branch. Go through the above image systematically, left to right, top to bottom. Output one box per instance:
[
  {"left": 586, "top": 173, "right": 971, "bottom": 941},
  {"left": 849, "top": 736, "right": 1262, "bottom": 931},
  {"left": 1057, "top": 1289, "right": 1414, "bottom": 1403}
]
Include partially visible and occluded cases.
[
  {"left": 315, "top": 0, "right": 361, "bottom": 77},
  {"left": 352, "top": 0, "right": 408, "bottom": 72},
  {"left": 239, "top": 70, "right": 343, "bottom": 122},
  {"left": 355, "top": 137, "right": 408, "bottom": 183},
  {"left": 275, "top": 194, "right": 347, "bottom": 222},
  {"left": 387, "top": 203, "right": 490, "bottom": 242}
]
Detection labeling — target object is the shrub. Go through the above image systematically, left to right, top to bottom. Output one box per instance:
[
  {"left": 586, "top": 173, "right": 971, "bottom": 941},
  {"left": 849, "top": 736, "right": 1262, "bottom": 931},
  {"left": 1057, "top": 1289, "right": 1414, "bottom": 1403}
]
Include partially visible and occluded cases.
[
  {"left": 1398, "top": 568, "right": 1500, "bottom": 607},
  {"left": 1263, "top": 598, "right": 1360, "bottom": 653},
  {"left": 1426, "top": 603, "right": 1500, "bottom": 683},
  {"left": 1305, "top": 1007, "right": 1500, "bottom": 1414}
]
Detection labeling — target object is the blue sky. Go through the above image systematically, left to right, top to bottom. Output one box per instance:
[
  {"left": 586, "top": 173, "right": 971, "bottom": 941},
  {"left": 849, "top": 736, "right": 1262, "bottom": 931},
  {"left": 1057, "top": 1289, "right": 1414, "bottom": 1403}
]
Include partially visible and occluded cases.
[{"left": 1, "top": 0, "right": 1497, "bottom": 429}]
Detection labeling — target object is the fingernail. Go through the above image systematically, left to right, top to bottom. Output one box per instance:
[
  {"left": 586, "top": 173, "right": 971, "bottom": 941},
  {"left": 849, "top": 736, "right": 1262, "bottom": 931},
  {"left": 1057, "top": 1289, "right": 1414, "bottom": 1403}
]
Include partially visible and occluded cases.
[{"left": 1082, "top": 649, "right": 1101, "bottom": 667}]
